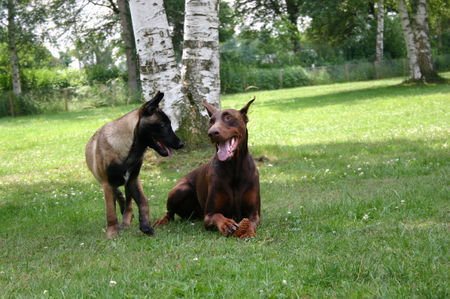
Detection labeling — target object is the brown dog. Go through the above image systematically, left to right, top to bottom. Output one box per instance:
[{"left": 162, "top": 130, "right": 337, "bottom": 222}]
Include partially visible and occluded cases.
[
  {"left": 85, "top": 92, "right": 184, "bottom": 238},
  {"left": 155, "top": 98, "right": 260, "bottom": 238}
]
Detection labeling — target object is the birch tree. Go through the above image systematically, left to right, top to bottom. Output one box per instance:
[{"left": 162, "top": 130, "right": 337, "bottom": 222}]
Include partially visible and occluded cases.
[
  {"left": 6, "top": 0, "right": 22, "bottom": 96},
  {"left": 128, "top": 0, "right": 184, "bottom": 131},
  {"left": 128, "top": 0, "right": 221, "bottom": 147},
  {"left": 168, "top": 0, "right": 222, "bottom": 146},
  {"left": 181, "top": 0, "right": 220, "bottom": 110},
  {"left": 375, "top": 0, "right": 384, "bottom": 63},
  {"left": 375, "top": 0, "right": 385, "bottom": 78},
  {"left": 396, "top": 0, "right": 442, "bottom": 82},
  {"left": 397, "top": 0, "right": 422, "bottom": 81},
  {"left": 413, "top": 0, "right": 437, "bottom": 79}
]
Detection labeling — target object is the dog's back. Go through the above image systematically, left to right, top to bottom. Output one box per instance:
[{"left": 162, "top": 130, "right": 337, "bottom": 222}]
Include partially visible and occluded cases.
[{"left": 85, "top": 110, "right": 138, "bottom": 183}]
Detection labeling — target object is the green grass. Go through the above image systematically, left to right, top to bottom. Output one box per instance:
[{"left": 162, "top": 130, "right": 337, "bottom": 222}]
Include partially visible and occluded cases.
[{"left": 1, "top": 75, "right": 449, "bottom": 297}]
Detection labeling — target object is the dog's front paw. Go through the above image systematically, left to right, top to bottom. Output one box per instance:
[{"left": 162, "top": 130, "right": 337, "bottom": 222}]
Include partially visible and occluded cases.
[
  {"left": 231, "top": 218, "right": 257, "bottom": 238},
  {"left": 218, "top": 219, "right": 239, "bottom": 236},
  {"left": 140, "top": 224, "right": 154, "bottom": 235}
]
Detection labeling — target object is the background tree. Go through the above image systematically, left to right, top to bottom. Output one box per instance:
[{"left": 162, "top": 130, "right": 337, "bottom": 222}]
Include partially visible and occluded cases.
[
  {"left": 1, "top": 0, "right": 48, "bottom": 95},
  {"left": 6, "top": 0, "right": 21, "bottom": 95},
  {"left": 117, "top": 0, "right": 141, "bottom": 100},
  {"left": 128, "top": 0, "right": 184, "bottom": 131},
  {"left": 181, "top": 0, "right": 221, "bottom": 109},
  {"left": 234, "top": 0, "right": 303, "bottom": 53},
  {"left": 375, "top": 0, "right": 385, "bottom": 63},
  {"left": 396, "top": 0, "right": 441, "bottom": 82}
]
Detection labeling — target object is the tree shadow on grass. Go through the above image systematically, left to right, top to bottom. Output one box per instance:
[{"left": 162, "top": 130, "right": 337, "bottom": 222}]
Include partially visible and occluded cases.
[
  {"left": 259, "top": 83, "right": 449, "bottom": 111},
  {"left": 0, "top": 137, "right": 447, "bottom": 242}
]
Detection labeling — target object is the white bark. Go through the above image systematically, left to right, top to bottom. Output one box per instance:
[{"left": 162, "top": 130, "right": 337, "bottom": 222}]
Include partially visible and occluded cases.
[
  {"left": 7, "top": 0, "right": 22, "bottom": 96},
  {"left": 129, "top": 0, "right": 183, "bottom": 131},
  {"left": 181, "top": 0, "right": 220, "bottom": 114},
  {"left": 375, "top": 0, "right": 384, "bottom": 63},
  {"left": 396, "top": 0, "right": 422, "bottom": 80},
  {"left": 414, "top": 0, "right": 435, "bottom": 77}
]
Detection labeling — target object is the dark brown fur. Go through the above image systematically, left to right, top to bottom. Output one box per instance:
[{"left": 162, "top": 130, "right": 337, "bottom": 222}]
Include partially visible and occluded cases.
[
  {"left": 85, "top": 92, "right": 184, "bottom": 238},
  {"left": 155, "top": 99, "right": 260, "bottom": 238}
]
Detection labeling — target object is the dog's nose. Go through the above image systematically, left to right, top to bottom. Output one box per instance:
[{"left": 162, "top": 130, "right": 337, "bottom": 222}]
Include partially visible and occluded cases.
[
  {"left": 208, "top": 128, "right": 220, "bottom": 138},
  {"left": 178, "top": 140, "right": 184, "bottom": 148}
]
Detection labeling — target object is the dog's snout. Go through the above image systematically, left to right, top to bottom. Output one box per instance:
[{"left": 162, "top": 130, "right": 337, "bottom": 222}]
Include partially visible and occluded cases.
[
  {"left": 208, "top": 128, "right": 220, "bottom": 138},
  {"left": 177, "top": 140, "right": 185, "bottom": 149}
]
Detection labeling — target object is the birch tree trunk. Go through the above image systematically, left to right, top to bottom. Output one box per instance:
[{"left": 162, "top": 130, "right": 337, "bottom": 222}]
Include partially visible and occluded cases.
[
  {"left": 7, "top": 0, "right": 22, "bottom": 96},
  {"left": 117, "top": 0, "right": 141, "bottom": 101},
  {"left": 129, "top": 0, "right": 183, "bottom": 131},
  {"left": 181, "top": 0, "right": 220, "bottom": 111},
  {"left": 375, "top": 0, "right": 384, "bottom": 78},
  {"left": 375, "top": 0, "right": 384, "bottom": 62},
  {"left": 396, "top": 0, "right": 422, "bottom": 81},
  {"left": 413, "top": 0, "right": 437, "bottom": 79}
]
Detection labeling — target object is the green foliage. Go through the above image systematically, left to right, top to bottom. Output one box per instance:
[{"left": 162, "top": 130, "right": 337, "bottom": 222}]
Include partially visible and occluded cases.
[
  {"left": 221, "top": 56, "right": 450, "bottom": 93},
  {"left": 84, "top": 65, "right": 121, "bottom": 85},
  {"left": 0, "top": 76, "right": 449, "bottom": 297}
]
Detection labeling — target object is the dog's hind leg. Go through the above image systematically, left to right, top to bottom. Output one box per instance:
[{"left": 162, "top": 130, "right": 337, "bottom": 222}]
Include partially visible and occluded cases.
[
  {"left": 126, "top": 177, "right": 154, "bottom": 235},
  {"left": 154, "top": 178, "right": 200, "bottom": 226},
  {"left": 103, "top": 183, "right": 119, "bottom": 238},
  {"left": 120, "top": 187, "right": 134, "bottom": 230}
]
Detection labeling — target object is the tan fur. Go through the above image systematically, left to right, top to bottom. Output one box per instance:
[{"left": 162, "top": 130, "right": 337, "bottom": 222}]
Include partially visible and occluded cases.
[{"left": 85, "top": 110, "right": 139, "bottom": 182}]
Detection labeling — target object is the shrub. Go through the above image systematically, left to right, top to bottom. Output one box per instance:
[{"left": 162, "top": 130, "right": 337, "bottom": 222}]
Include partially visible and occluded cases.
[{"left": 84, "top": 65, "right": 120, "bottom": 84}]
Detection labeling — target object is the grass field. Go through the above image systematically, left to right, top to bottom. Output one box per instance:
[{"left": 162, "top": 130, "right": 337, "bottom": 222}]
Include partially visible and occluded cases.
[{"left": 0, "top": 75, "right": 449, "bottom": 297}]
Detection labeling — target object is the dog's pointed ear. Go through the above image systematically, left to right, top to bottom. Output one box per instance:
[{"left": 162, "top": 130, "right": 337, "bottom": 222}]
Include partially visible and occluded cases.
[
  {"left": 143, "top": 91, "right": 164, "bottom": 114},
  {"left": 239, "top": 97, "right": 255, "bottom": 122},
  {"left": 203, "top": 100, "right": 218, "bottom": 117}
]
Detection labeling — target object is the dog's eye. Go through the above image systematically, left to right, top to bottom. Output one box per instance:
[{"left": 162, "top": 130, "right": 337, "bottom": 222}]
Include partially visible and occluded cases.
[
  {"left": 223, "top": 114, "right": 232, "bottom": 121},
  {"left": 209, "top": 118, "right": 215, "bottom": 125}
]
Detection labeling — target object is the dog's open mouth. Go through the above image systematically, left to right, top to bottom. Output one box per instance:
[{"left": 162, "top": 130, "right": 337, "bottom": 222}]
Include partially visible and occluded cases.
[
  {"left": 216, "top": 137, "right": 238, "bottom": 161},
  {"left": 156, "top": 140, "right": 172, "bottom": 157}
]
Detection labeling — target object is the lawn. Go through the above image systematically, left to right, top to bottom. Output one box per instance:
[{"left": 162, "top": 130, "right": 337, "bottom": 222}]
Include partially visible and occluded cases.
[{"left": 0, "top": 75, "right": 449, "bottom": 297}]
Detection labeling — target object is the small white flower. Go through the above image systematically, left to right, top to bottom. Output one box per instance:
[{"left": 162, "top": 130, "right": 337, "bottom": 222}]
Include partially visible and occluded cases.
[
  {"left": 267, "top": 163, "right": 273, "bottom": 167},
  {"left": 347, "top": 164, "right": 351, "bottom": 168},
  {"left": 325, "top": 169, "right": 330, "bottom": 173},
  {"left": 359, "top": 172, "right": 364, "bottom": 176},
  {"left": 400, "top": 200, "right": 405, "bottom": 204},
  {"left": 287, "top": 211, "right": 291, "bottom": 214},
  {"left": 362, "top": 214, "right": 369, "bottom": 220},
  {"left": 80, "top": 243, "right": 84, "bottom": 246},
  {"left": 193, "top": 257, "right": 199, "bottom": 261},
  {"left": 282, "top": 279, "right": 287, "bottom": 285},
  {"left": 109, "top": 280, "right": 117, "bottom": 287},
  {"left": 43, "top": 290, "right": 48, "bottom": 294}
]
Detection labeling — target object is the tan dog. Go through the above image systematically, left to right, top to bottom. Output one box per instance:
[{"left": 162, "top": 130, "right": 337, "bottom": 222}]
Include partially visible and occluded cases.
[{"left": 85, "top": 92, "right": 184, "bottom": 238}]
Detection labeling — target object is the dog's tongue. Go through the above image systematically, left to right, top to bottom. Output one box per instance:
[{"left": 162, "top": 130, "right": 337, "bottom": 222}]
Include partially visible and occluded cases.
[{"left": 217, "top": 139, "right": 232, "bottom": 161}]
